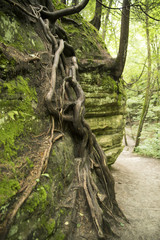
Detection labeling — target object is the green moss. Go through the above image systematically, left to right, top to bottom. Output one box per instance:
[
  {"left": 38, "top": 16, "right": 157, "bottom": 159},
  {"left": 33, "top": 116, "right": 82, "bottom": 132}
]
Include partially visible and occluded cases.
[
  {"left": 52, "top": 0, "right": 66, "bottom": 10},
  {"left": 0, "top": 12, "right": 45, "bottom": 53},
  {"left": 62, "top": 22, "right": 100, "bottom": 59},
  {"left": 0, "top": 52, "right": 15, "bottom": 78},
  {"left": 0, "top": 74, "right": 39, "bottom": 207},
  {"left": 0, "top": 75, "right": 37, "bottom": 161},
  {"left": 26, "top": 157, "right": 34, "bottom": 169},
  {"left": 0, "top": 177, "right": 20, "bottom": 206},
  {"left": 24, "top": 186, "right": 47, "bottom": 213},
  {"left": 45, "top": 218, "right": 56, "bottom": 235},
  {"left": 53, "top": 232, "right": 65, "bottom": 240}
]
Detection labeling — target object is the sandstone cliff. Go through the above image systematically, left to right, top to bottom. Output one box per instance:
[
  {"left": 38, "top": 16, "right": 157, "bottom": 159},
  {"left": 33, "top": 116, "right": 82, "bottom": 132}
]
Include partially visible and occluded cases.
[{"left": 0, "top": 1, "right": 125, "bottom": 239}]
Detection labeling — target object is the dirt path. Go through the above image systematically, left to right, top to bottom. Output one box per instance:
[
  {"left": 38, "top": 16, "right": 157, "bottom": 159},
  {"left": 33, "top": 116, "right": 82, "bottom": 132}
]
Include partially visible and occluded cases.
[{"left": 111, "top": 135, "right": 160, "bottom": 240}]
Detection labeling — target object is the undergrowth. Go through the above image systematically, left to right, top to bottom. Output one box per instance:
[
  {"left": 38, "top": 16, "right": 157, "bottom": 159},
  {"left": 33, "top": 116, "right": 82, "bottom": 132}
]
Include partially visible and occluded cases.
[{"left": 132, "top": 123, "right": 160, "bottom": 159}]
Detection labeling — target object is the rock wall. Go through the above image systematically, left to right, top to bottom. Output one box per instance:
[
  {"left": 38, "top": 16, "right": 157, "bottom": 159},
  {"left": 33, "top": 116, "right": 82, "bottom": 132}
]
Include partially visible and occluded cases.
[
  {"left": 0, "top": 1, "right": 125, "bottom": 239},
  {"left": 61, "top": 15, "right": 126, "bottom": 165},
  {"left": 80, "top": 72, "right": 125, "bottom": 165},
  {"left": 6, "top": 133, "right": 76, "bottom": 240}
]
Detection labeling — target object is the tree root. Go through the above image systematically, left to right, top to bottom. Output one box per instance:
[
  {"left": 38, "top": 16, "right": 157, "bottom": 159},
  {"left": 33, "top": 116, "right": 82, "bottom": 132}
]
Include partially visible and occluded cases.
[
  {"left": 1, "top": 1, "right": 127, "bottom": 239},
  {"left": 41, "top": 20, "right": 127, "bottom": 237}
]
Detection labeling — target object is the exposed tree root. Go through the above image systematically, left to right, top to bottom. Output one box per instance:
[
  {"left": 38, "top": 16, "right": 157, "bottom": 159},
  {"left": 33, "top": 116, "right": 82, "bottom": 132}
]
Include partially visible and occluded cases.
[
  {"left": 0, "top": 1, "right": 128, "bottom": 239},
  {"left": 39, "top": 12, "right": 127, "bottom": 237}
]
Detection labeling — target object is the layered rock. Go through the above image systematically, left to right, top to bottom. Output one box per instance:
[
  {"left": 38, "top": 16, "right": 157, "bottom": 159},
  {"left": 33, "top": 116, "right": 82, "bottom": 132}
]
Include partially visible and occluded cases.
[
  {"left": 0, "top": 2, "right": 126, "bottom": 239},
  {"left": 62, "top": 16, "right": 126, "bottom": 165},
  {"left": 80, "top": 72, "right": 125, "bottom": 165}
]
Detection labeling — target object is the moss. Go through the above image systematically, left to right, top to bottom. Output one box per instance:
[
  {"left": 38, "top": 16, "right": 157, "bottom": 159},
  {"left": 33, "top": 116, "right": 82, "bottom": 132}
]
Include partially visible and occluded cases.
[
  {"left": 52, "top": 0, "right": 66, "bottom": 10},
  {"left": 61, "top": 11, "right": 109, "bottom": 61},
  {"left": 0, "top": 12, "right": 45, "bottom": 53},
  {"left": 62, "top": 22, "right": 101, "bottom": 59},
  {"left": 0, "top": 52, "right": 15, "bottom": 78},
  {"left": 80, "top": 71, "right": 118, "bottom": 94},
  {"left": 0, "top": 74, "right": 39, "bottom": 207},
  {"left": 0, "top": 75, "right": 37, "bottom": 161},
  {"left": 26, "top": 157, "right": 34, "bottom": 169},
  {"left": 0, "top": 177, "right": 20, "bottom": 206},
  {"left": 24, "top": 186, "right": 47, "bottom": 213},
  {"left": 43, "top": 218, "right": 56, "bottom": 235},
  {"left": 53, "top": 232, "right": 65, "bottom": 240}
]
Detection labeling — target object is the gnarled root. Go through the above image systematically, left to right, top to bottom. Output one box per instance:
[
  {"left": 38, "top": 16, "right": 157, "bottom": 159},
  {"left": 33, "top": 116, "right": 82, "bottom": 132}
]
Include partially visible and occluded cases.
[{"left": 43, "top": 32, "right": 127, "bottom": 238}]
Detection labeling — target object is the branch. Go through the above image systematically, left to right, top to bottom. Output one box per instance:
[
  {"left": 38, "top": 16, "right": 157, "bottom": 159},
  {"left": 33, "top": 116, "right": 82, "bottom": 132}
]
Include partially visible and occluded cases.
[
  {"left": 41, "top": 0, "right": 89, "bottom": 22},
  {"left": 96, "top": 0, "right": 135, "bottom": 10},
  {"left": 97, "top": 0, "right": 160, "bottom": 22},
  {"left": 138, "top": 4, "right": 160, "bottom": 22},
  {"left": 125, "top": 58, "right": 147, "bottom": 86}
]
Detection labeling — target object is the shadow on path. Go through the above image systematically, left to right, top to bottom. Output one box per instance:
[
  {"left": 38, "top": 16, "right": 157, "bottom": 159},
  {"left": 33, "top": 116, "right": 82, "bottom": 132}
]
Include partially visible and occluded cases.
[{"left": 111, "top": 135, "right": 160, "bottom": 240}]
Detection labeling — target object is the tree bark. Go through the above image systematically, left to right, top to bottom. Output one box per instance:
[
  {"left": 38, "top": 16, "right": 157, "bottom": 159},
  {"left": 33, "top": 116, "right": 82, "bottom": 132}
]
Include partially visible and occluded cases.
[
  {"left": 90, "top": 0, "right": 102, "bottom": 30},
  {"left": 102, "top": 0, "right": 114, "bottom": 40},
  {"left": 112, "top": 0, "right": 131, "bottom": 79},
  {"left": 135, "top": 0, "right": 152, "bottom": 148},
  {"left": 155, "top": 36, "right": 160, "bottom": 112}
]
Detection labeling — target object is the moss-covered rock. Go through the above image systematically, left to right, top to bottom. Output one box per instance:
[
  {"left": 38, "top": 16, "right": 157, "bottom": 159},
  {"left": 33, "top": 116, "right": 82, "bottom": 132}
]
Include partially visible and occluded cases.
[
  {"left": 0, "top": 1, "right": 126, "bottom": 239},
  {"left": 0, "top": 9, "right": 47, "bottom": 209},
  {"left": 0, "top": 11, "right": 45, "bottom": 53},
  {"left": 61, "top": 20, "right": 126, "bottom": 164},
  {"left": 7, "top": 133, "right": 75, "bottom": 240}
]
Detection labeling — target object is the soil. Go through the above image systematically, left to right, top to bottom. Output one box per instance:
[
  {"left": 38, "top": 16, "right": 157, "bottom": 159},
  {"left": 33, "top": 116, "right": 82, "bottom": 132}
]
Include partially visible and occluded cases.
[{"left": 111, "top": 134, "right": 160, "bottom": 240}]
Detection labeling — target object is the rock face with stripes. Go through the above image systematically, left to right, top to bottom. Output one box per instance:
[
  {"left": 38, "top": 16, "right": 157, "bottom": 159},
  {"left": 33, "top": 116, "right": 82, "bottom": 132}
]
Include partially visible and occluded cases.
[
  {"left": 0, "top": 1, "right": 126, "bottom": 239},
  {"left": 62, "top": 16, "right": 125, "bottom": 165}
]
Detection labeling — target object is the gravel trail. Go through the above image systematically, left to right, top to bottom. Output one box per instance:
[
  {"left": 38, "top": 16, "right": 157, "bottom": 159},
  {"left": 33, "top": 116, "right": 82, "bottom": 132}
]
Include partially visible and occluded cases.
[{"left": 111, "top": 135, "right": 160, "bottom": 240}]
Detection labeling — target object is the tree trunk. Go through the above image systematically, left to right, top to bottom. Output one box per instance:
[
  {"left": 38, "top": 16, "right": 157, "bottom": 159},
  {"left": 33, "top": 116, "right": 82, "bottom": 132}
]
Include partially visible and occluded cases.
[
  {"left": 90, "top": 0, "right": 102, "bottom": 30},
  {"left": 102, "top": 0, "right": 114, "bottom": 40},
  {"left": 112, "top": 0, "right": 131, "bottom": 79},
  {"left": 135, "top": 0, "right": 152, "bottom": 148},
  {"left": 155, "top": 36, "right": 160, "bottom": 114}
]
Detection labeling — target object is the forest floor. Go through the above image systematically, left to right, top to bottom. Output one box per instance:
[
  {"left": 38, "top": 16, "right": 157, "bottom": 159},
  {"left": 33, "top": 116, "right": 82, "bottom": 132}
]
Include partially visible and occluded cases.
[{"left": 111, "top": 131, "right": 160, "bottom": 240}]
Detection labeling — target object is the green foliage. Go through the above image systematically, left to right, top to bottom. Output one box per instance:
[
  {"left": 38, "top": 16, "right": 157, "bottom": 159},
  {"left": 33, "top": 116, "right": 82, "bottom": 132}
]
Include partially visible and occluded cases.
[
  {"left": 52, "top": 0, "right": 66, "bottom": 9},
  {"left": 80, "top": 0, "right": 95, "bottom": 21},
  {"left": 134, "top": 123, "right": 160, "bottom": 158},
  {"left": 135, "top": 137, "right": 160, "bottom": 158}
]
